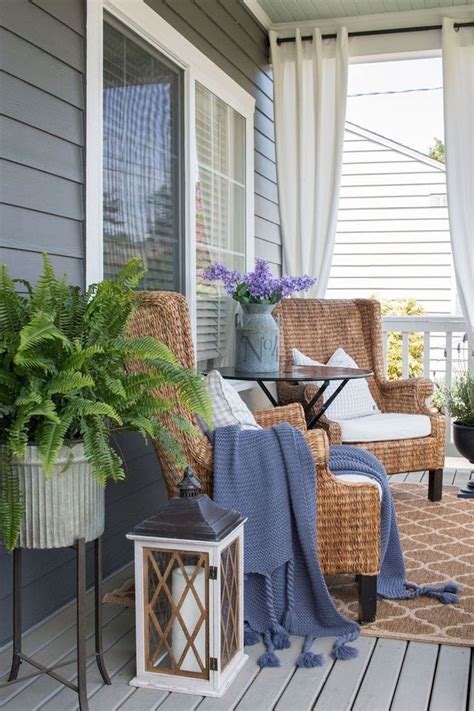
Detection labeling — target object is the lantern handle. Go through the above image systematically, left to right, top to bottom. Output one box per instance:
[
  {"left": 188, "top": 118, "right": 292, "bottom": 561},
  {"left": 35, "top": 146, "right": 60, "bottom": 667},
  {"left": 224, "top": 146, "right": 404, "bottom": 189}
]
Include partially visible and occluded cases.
[{"left": 179, "top": 467, "right": 202, "bottom": 498}]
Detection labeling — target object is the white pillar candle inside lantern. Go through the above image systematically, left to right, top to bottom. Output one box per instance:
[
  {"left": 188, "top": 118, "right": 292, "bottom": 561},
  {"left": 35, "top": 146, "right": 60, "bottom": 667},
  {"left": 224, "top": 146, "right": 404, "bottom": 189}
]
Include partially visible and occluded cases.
[
  {"left": 128, "top": 467, "right": 248, "bottom": 698},
  {"left": 171, "top": 566, "right": 206, "bottom": 672}
]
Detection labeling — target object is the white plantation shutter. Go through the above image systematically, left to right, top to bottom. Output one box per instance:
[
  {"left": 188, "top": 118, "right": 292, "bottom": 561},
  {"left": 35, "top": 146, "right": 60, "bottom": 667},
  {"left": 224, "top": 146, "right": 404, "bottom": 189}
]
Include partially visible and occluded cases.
[{"left": 195, "top": 82, "right": 247, "bottom": 369}]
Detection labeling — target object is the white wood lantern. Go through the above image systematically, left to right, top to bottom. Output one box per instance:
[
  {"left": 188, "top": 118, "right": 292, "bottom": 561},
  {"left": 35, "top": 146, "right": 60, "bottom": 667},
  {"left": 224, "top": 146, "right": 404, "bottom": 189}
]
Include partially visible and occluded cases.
[{"left": 127, "top": 468, "right": 248, "bottom": 697}]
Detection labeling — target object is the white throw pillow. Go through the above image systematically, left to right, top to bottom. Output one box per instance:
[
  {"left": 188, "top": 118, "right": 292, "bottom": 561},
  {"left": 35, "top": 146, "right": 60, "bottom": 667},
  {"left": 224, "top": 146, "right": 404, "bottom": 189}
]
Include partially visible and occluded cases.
[
  {"left": 292, "top": 347, "right": 379, "bottom": 420},
  {"left": 205, "top": 370, "right": 261, "bottom": 431}
]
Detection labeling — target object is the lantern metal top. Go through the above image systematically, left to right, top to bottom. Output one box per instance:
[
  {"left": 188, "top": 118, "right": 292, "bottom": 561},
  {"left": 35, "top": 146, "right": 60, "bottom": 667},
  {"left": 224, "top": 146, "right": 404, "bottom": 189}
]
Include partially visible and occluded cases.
[{"left": 133, "top": 466, "right": 246, "bottom": 542}]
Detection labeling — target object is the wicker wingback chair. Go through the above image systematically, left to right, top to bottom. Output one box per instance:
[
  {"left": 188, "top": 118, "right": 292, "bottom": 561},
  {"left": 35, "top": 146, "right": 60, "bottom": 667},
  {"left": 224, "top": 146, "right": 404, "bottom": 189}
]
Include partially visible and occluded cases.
[
  {"left": 128, "top": 291, "right": 381, "bottom": 622},
  {"left": 276, "top": 298, "right": 446, "bottom": 501}
]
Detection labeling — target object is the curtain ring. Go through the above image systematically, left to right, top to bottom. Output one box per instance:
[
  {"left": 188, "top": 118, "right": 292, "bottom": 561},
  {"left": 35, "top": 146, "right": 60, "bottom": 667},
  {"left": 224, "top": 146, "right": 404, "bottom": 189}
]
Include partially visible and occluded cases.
[{"left": 454, "top": 23, "right": 460, "bottom": 32}]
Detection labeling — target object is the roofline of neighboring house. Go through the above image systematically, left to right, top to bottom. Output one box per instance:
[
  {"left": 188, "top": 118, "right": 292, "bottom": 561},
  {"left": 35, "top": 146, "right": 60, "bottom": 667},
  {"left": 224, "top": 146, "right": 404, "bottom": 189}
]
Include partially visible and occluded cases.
[{"left": 345, "top": 120, "right": 445, "bottom": 171}]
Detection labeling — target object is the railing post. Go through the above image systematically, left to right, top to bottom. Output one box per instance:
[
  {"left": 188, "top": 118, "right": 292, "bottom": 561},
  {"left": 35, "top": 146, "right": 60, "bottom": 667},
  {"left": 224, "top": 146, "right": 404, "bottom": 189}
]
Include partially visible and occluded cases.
[
  {"left": 402, "top": 332, "right": 409, "bottom": 379},
  {"left": 423, "top": 332, "right": 430, "bottom": 378}
]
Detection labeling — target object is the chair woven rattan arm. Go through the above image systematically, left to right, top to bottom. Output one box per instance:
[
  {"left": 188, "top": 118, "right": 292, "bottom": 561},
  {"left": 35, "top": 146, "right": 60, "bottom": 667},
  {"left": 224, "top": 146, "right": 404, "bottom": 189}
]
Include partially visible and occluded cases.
[
  {"left": 378, "top": 377, "right": 434, "bottom": 415},
  {"left": 254, "top": 402, "right": 307, "bottom": 430},
  {"left": 304, "top": 429, "right": 381, "bottom": 576}
]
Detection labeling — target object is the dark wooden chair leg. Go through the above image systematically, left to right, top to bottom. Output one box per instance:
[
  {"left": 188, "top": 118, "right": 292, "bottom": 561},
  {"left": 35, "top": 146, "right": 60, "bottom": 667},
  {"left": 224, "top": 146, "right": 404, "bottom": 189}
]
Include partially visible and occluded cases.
[
  {"left": 428, "top": 468, "right": 443, "bottom": 502},
  {"left": 8, "top": 548, "right": 22, "bottom": 681},
  {"left": 358, "top": 575, "right": 377, "bottom": 624}
]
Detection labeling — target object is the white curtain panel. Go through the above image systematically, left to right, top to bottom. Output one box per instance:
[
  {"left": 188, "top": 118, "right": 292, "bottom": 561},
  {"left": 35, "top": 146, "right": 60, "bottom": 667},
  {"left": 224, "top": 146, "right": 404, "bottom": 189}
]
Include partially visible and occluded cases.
[
  {"left": 442, "top": 19, "right": 474, "bottom": 338},
  {"left": 269, "top": 28, "right": 349, "bottom": 296}
]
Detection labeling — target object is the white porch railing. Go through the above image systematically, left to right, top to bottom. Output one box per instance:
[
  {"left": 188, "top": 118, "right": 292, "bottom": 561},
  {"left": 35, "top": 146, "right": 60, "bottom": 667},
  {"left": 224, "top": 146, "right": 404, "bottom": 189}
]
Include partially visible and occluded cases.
[{"left": 382, "top": 315, "right": 473, "bottom": 456}]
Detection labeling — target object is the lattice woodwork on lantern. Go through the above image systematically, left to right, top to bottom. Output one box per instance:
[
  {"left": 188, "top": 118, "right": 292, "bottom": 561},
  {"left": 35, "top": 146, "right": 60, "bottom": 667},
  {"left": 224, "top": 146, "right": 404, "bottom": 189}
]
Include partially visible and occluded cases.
[
  {"left": 220, "top": 539, "right": 240, "bottom": 670},
  {"left": 143, "top": 548, "right": 210, "bottom": 679}
]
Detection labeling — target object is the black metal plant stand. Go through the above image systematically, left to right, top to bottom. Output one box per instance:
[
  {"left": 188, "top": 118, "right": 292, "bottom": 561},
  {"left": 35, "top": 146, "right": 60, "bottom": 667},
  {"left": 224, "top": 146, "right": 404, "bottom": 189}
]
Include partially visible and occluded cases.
[{"left": 1, "top": 537, "right": 111, "bottom": 711}]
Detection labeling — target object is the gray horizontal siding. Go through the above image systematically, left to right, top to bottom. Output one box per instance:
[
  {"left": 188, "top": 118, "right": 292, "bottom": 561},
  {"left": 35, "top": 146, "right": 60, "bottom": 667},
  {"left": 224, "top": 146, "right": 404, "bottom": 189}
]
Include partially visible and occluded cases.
[
  {"left": 0, "top": 0, "right": 166, "bottom": 647},
  {"left": 0, "top": 0, "right": 281, "bottom": 646},
  {"left": 145, "top": 0, "right": 282, "bottom": 270},
  {"left": 327, "top": 127, "right": 454, "bottom": 314}
]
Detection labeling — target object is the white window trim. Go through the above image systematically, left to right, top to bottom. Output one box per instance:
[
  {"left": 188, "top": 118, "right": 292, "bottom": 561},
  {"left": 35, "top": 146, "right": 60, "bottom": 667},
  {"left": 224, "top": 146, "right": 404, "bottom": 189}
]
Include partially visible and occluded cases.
[{"left": 86, "top": 0, "right": 255, "bottom": 353}]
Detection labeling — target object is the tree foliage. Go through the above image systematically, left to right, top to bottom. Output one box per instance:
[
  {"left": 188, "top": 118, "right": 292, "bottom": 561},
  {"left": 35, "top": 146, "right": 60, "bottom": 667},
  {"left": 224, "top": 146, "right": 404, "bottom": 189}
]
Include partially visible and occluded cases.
[
  {"left": 428, "top": 137, "right": 445, "bottom": 163},
  {"left": 0, "top": 255, "right": 211, "bottom": 551},
  {"left": 377, "top": 297, "right": 425, "bottom": 380}
]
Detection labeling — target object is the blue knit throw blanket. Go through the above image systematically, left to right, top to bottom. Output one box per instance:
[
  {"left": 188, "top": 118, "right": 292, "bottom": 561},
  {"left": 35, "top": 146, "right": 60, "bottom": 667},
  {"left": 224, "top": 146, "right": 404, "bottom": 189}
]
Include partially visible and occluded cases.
[{"left": 212, "top": 424, "right": 460, "bottom": 669}]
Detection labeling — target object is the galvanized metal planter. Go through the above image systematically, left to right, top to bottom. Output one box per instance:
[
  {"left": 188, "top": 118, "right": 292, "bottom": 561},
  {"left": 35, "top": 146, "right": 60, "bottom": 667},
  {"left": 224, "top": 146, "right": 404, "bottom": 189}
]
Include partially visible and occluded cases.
[
  {"left": 235, "top": 303, "right": 279, "bottom": 373},
  {"left": 13, "top": 443, "right": 105, "bottom": 549}
]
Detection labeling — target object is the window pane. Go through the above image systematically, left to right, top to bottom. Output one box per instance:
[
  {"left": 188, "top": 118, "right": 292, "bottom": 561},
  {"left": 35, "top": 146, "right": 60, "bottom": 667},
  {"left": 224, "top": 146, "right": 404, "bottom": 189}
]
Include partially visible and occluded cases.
[
  {"left": 103, "top": 20, "right": 183, "bottom": 291},
  {"left": 195, "top": 83, "right": 246, "bottom": 369}
]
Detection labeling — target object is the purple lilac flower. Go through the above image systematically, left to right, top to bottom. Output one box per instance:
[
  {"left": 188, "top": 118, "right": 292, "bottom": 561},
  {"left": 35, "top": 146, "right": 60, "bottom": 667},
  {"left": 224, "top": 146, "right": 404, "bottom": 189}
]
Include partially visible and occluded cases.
[
  {"left": 201, "top": 259, "right": 316, "bottom": 304},
  {"left": 242, "top": 259, "right": 279, "bottom": 301},
  {"left": 201, "top": 263, "right": 241, "bottom": 295},
  {"left": 278, "top": 274, "right": 317, "bottom": 297}
]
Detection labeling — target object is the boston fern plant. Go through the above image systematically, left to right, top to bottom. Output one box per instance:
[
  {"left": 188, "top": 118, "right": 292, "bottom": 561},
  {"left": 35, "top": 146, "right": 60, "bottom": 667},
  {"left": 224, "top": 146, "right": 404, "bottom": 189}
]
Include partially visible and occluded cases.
[{"left": 0, "top": 255, "right": 211, "bottom": 551}]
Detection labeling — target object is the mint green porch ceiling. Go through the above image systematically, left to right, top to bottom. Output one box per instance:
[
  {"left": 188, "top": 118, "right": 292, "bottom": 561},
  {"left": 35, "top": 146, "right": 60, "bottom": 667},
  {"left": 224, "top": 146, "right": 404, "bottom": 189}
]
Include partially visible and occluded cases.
[{"left": 256, "top": 0, "right": 474, "bottom": 24}]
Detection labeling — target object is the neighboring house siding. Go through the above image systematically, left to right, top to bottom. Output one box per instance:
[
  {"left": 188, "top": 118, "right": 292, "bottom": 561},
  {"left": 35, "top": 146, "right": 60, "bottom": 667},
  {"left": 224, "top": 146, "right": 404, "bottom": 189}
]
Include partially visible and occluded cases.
[
  {"left": 0, "top": 0, "right": 167, "bottom": 646},
  {"left": 144, "top": 0, "right": 282, "bottom": 271},
  {"left": 327, "top": 124, "right": 454, "bottom": 315}
]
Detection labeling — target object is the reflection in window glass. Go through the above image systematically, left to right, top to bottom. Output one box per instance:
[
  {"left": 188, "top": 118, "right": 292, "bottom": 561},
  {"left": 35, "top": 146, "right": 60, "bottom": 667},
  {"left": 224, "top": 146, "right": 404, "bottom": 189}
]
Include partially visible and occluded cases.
[
  {"left": 103, "top": 20, "right": 183, "bottom": 291},
  {"left": 195, "top": 82, "right": 246, "bottom": 369}
]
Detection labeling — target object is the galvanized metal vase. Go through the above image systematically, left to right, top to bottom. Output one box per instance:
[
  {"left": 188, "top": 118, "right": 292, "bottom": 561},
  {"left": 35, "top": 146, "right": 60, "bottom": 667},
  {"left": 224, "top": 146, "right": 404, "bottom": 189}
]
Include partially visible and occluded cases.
[
  {"left": 235, "top": 303, "right": 279, "bottom": 373},
  {"left": 13, "top": 443, "right": 105, "bottom": 549}
]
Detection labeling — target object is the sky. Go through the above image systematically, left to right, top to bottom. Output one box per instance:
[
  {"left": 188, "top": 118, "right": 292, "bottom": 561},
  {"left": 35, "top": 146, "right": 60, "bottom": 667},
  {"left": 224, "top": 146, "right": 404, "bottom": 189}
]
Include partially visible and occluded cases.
[{"left": 347, "top": 57, "right": 444, "bottom": 155}]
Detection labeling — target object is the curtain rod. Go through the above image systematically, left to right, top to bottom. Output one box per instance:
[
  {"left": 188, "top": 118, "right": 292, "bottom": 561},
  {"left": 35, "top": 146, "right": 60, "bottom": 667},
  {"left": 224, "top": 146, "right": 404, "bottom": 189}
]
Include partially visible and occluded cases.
[{"left": 275, "top": 20, "right": 474, "bottom": 44}]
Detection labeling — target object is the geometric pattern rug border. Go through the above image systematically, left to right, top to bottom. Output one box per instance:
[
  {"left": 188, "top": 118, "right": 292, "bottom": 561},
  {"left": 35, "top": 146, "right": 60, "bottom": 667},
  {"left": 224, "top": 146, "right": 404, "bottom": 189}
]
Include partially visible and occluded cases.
[{"left": 329, "top": 483, "right": 474, "bottom": 648}]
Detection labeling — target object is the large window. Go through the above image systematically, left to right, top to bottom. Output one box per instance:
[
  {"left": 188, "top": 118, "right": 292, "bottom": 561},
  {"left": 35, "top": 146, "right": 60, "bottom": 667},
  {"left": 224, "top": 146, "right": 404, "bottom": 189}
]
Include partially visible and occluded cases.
[
  {"left": 90, "top": 3, "right": 254, "bottom": 366},
  {"left": 103, "top": 19, "right": 184, "bottom": 291},
  {"left": 195, "top": 83, "right": 247, "bottom": 369}
]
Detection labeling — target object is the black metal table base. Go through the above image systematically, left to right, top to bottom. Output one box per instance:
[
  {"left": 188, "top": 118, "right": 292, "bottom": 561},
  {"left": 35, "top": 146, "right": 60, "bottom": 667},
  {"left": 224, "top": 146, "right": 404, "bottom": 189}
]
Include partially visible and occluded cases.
[
  {"left": 256, "top": 378, "right": 350, "bottom": 429},
  {"left": 2, "top": 537, "right": 111, "bottom": 711}
]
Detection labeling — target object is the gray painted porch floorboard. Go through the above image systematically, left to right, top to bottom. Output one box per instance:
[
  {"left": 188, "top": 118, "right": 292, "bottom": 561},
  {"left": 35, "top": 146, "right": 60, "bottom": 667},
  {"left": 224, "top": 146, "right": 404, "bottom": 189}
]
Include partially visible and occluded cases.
[{"left": 0, "top": 468, "right": 472, "bottom": 711}]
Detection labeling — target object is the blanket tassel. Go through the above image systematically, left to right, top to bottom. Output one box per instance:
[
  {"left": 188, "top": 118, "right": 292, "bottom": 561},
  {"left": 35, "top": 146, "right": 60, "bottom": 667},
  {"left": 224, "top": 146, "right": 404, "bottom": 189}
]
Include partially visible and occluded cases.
[
  {"left": 264, "top": 573, "right": 291, "bottom": 650},
  {"left": 406, "top": 581, "right": 460, "bottom": 605},
  {"left": 244, "top": 622, "right": 260, "bottom": 647},
  {"left": 333, "top": 629, "right": 359, "bottom": 660},
  {"left": 258, "top": 630, "right": 281, "bottom": 668},
  {"left": 297, "top": 636, "right": 323, "bottom": 668}
]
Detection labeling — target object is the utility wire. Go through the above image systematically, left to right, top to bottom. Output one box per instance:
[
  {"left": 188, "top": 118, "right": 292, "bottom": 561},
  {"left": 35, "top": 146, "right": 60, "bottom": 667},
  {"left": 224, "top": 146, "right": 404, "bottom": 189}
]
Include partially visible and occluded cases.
[{"left": 348, "top": 86, "right": 443, "bottom": 97}]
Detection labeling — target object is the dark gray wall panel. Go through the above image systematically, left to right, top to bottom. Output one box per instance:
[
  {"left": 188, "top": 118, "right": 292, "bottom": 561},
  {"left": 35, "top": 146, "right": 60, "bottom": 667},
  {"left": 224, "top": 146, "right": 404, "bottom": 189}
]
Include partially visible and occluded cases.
[
  {"left": 2, "top": 0, "right": 84, "bottom": 71},
  {"left": 31, "top": 0, "right": 85, "bottom": 35},
  {"left": 0, "top": 29, "right": 84, "bottom": 108},
  {"left": 0, "top": 73, "right": 84, "bottom": 145},
  {"left": 1, "top": 116, "right": 83, "bottom": 182},
  {"left": 1, "top": 161, "right": 84, "bottom": 219},
  {"left": 255, "top": 172, "right": 279, "bottom": 204},
  {"left": 255, "top": 194, "right": 280, "bottom": 224},
  {"left": 0, "top": 205, "right": 84, "bottom": 257},
  {"left": 255, "top": 215, "right": 281, "bottom": 244},
  {"left": 255, "top": 238, "right": 280, "bottom": 264},
  {"left": 0, "top": 248, "right": 84, "bottom": 285}
]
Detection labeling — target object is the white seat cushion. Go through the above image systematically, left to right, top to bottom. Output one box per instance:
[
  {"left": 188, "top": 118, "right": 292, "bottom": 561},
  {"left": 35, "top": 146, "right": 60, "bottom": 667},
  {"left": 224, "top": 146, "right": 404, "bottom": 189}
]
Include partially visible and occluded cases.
[
  {"left": 292, "top": 346, "right": 380, "bottom": 420},
  {"left": 205, "top": 370, "right": 261, "bottom": 431},
  {"left": 335, "top": 413, "right": 431, "bottom": 443},
  {"left": 336, "top": 473, "right": 382, "bottom": 499}
]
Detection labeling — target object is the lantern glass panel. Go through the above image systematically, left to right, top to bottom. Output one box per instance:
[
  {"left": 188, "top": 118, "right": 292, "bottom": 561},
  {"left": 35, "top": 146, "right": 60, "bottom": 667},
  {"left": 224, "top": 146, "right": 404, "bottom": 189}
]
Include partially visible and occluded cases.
[
  {"left": 220, "top": 539, "right": 240, "bottom": 670},
  {"left": 143, "top": 548, "right": 210, "bottom": 679}
]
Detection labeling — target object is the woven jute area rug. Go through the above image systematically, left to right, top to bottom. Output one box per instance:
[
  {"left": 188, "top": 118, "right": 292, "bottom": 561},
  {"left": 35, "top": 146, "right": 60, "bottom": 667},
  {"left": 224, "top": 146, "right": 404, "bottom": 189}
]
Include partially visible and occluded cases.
[{"left": 328, "top": 483, "right": 474, "bottom": 647}]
